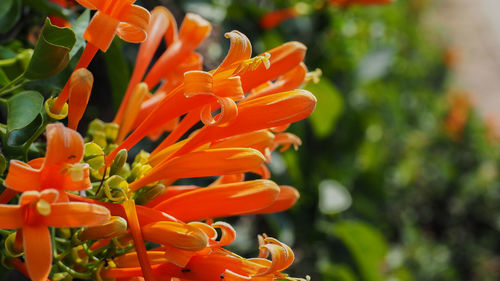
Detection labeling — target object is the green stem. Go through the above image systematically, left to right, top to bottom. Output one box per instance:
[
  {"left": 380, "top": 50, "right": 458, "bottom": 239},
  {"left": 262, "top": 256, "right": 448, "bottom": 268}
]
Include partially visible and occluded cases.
[
  {"left": 0, "top": 74, "right": 24, "bottom": 94},
  {"left": 0, "top": 80, "right": 28, "bottom": 97},
  {"left": 22, "top": 117, "right": 52, "bottom": 161},
  {"left": 0, "top": 229, "right": 11, "bottom": 236},
  {"left": 56, "top": 260, "right": 93, "bottom": 279}
]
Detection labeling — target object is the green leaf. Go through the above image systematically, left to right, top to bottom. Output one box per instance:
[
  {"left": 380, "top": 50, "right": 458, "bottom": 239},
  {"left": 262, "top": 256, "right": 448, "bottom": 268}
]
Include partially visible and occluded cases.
[
  {"left": 0, "top": 0, "right": 21, "bottom": 33},
  {"left": 69, "top": 10, "right": 90, "bottom": 59},
  {"left": 25, "top": 18, "right": 76, "bottom": 80},
  {"left": 103, "top": 38, "right": 131, "bottom": 110},
  {"left": 0, "top": 68, "right": 9, "bottom": 86},
  {"left": 305, "top": 78, "right": 344, "bottom": 139},
  {"left": 7, "top": 91, "right": 44, "bottom": 131},
  {"left": 7, "top": 114, "right": 43, "bottom": 148},
  {"left": 333, "top": 221, "right": 388, "bottom": 281}
]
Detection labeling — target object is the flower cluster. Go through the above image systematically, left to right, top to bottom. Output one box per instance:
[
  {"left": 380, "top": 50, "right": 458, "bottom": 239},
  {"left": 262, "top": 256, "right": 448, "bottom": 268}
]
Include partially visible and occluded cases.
[{"left": 0, "top": 1, "right": 316, "bottom": 281}]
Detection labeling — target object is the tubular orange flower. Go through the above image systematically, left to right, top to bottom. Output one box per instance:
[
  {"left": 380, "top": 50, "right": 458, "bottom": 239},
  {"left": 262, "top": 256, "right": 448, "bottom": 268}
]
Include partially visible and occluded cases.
[
  {"left": 51, "top": 0, "right": 150, "bottom": 113},
  {"left": 114, "top": 6, "right": 176, "bottom": 125},
  {"left": 106, "top": 32, "right": 308, "bottom": 164},
  {"left": 67, "top": 68, "right": 94, "bottom": 130},
  {"left": 172, "top": 90, "right": 316, "bottom": 158},
  {"left": 3, "top": 123, "right": 90, "bottom": 201},
  {"left": 128, "top": 148, "right": 266, "bottom": 191},
  {"left": 153, "top": 180, "right": 280, "bottom": 221},
  {"left": 251, "top": 185, "right": 300, "bottom": 214},
  {"left": 0, "top": 189, "right": 110, "bottom": 281}
]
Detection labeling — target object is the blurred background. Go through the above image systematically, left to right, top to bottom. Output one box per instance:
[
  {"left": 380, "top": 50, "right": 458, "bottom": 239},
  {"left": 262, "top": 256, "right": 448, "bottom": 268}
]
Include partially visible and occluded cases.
[{"left": 3, "top": 0, "right": 500, "bottom": 280}]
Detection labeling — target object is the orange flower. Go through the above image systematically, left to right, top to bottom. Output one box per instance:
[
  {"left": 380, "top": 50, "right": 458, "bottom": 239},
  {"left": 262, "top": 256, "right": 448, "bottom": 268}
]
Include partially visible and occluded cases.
[
  {"left": 51, "top": 0, "right": 150, "bottom": 113},
  {"left": 260, "top": 8, "right": 299, "bottom": 29},
  {"left": 114, "top": 11, "right": 210, "bottom": 125},
  {"left": 106, "top": 32, "right": 310, "bottom": 164},
  {"left": 67, "top": 68, "right": 94, "bottom": 130},
  {"left": 444, "top": 92, "right": 471, "bottom": 141},
  {"left": 3, "top": 123, "right": 90, "bottom": 202},
  {"left": 152, "top": 180, "right": 280, "bottom": 221},
  {"left": 0, "top": 189, "right": 110, "bottom": 281},
  {"left": 101, "top": 235, "right": 298, "bottom": 281}
]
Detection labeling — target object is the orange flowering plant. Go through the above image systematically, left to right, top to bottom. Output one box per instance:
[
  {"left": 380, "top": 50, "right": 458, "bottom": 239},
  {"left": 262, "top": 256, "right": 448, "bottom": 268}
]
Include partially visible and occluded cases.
[{"left": 0, "top": 1, "right": 317, "bottom": 281}]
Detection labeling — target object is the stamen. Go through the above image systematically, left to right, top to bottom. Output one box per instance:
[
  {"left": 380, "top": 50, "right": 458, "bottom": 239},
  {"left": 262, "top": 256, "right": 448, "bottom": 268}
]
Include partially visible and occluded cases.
[
  {"left": 235, "top": 53, "right": 271, "bottom": 74},
  {"left": 305, "top": 68, "right": 322, "bottom": 84},
  {"left": 69, "top": 163, "right": 87, "bottom": 182},
  {"left": 36, "top": 199, "right": 51, "bottom": 216}
]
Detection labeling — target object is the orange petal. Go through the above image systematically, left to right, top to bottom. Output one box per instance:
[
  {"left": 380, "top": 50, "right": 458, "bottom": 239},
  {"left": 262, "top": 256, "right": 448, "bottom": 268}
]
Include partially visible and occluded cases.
[
  {"left": 117, "top": 4, "right": 150, "bottom": 43},
  {"left": 114, "top": 6, "right": 170, "bottom": 124},
  {"left": 84, "top": 11, "right": 120, "bottom": 52},
  {"left": 178, "top": 13, "right": 212, "bottom": 48},
  {"left": 144, "top": 14, "right": 211, "bottom": 89},
  {"left": 214, "top": 31, "right": 253, "bottom": 77},
  {"left": 240, "top": 42, "right": 307, "bottom": 92},
  {"left": 246, "top": 63, "right": 307, "bottom": 100},
  {"left": 68, "top": 68, "right": 93, "bottom": 130},
  {"left": 117, "top": 83, "right": 149, "bottom": 143},
  {"left": 105, "top": 88, "right": 212, "bottom": 164},
  {"left": 174, "top": 90, "right": 316, "bottom": 156},
  {"left": 199, "top": 97, "right": 238, "bottom": 127},
  {"left": 44, "top": 123, "right": 85, "bottom": 166},
  {"left": 210, "top": 130, "right": 275, "bottom": 159},
  {"left": 271, "top": 132, "right": 302, "bottom": 152},
  {"left": 129, "top": 148, "right": 266, "bottom": 191},
  {"left": 4, "top": 160, "right": 41, "bottom": 192},
  {"left": 153, "top": 180, "right": 280, "bottom": 221},
  {"left": 144, "top": 185, "right": 198, "bottom": 208},
  {"left": 252, "top": 185, "right": 300, "bottom": 214},
  {"left": 44, "top": 202, "right": 110, "bottom": 227},
  {"left": 0, "top": 205, "right": 23, "bottom": 229},
  {"left": 142, "top": 221, "right": 208, "bottom": 251},
  {"left": 211, "top": 221, "right": 236, "bottom": 247},
  {"left": 23, "top": 226, "right": 52, "bottom": 281},
  {"left": 255, "top": 237, "right": 294, "bottom": 276},
  {"left": 179, "top": 252, "right": 267, "bottom": 280}
]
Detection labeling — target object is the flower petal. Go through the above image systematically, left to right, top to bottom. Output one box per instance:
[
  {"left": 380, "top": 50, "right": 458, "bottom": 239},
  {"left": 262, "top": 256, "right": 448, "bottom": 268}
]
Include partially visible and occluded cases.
[
  {"left": 114, "top": 6, "right": 170, "bottom": 124},
  {"left": 84, "top": 11, "right": 120, "bottom": 52},
  {"left": 214, "top": 31, "right": 253, "bottom": 77},
  {"left": 240, "top": 42, "right": 307, "bottom": 92},
  {"left": 68, "top": 68, "right": 94, "bottom": 130},
  {"left": 44, "top": 123, "right": 85, "bottom": 166},
  {"left": 129, "top": 148, "right": 266, "bottom": 191},
  {"left": 4, "top": 160, "right": 41, "bottom": 192},
  {"left": 153, "top": 180, "right": 280, "bottom": 221},
  {"left": 252, "top": 185, "right": 300, "bottom": 214},
  {"left": 44, "top": 202, "right": 110, "bottom": 227},
  {"left": 0, "top": 205, "right": 23, "bottom": 229},
  {"left": 142, "top": 221, "right": 208, "bottom": 251},
  {"left": 23, "top": 226, "right": 52, "bottom": 281}
]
